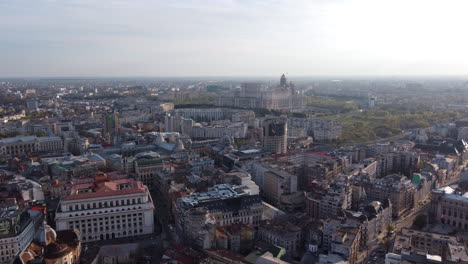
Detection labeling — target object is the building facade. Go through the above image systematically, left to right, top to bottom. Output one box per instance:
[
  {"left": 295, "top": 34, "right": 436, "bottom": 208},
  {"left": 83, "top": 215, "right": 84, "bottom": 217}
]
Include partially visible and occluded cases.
[
  {"left": 216, "top": 75, "right": 305, "bottom": 110},
  {"left": 261, "top": 117, "right": 288, "bottom": 154},
  {"left": 0, "top": 135, "right": 63, "bottom": 156},
  {"left": 134, "top": 151, "right": 166, "bottom": 189},
  {"left": 262, "top": 170, "right": 298, "bottom": 207},
  {"left": 55, "top": 173, "right": 155, "bottom": 243},
  {"left": 353, "top": 174, "right": 415, "bottom": 218},
  {"left": 175, "top": 184, "right": 263, "bottom": 249},
  {"left": 431, "top": 185, "right": 468, "bottom": 229},
  {"left": 0, "top": 208, "right": 43, "bottom": 263}
]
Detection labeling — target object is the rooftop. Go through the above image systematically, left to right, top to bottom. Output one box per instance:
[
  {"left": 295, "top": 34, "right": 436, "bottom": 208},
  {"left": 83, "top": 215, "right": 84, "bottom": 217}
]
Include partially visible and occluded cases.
[
  {"left": 0, "top": 135, "right": 38, "bottom": 144},
  {"left": 63, "top": 173, "right": 147, "bottom": 201},
  {"left": 179, "top": 184, "right": 262, "bottom": 211},
  {"left": 433, "top": 184, "right": 468, "bottom": 202},
  {"left": 401, "top": 228, "right": 457, "bottom": 242},
  {"left": 447, "top": 242, "right": 468, "bottom": 262}
]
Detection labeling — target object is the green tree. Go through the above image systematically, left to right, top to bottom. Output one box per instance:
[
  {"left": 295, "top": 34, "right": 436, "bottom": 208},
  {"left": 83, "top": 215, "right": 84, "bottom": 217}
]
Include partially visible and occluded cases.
[
  {"left": 412, "top": 215, "right": 427, "bottom": 230},
  {"left": 386, "top": 223, "right": 395, "bottom": 233}
]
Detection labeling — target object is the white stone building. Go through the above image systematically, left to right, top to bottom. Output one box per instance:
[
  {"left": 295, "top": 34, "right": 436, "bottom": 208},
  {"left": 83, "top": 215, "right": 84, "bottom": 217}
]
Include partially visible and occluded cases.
[
  {"left": 0, "top": 135, "right": 63, "bottom": 156},
  {"left": 55, "top": 173, "right": 155, "bottom": 243},
  {"left": 0, "top": 208, "right": 43, "bottom": 263}
]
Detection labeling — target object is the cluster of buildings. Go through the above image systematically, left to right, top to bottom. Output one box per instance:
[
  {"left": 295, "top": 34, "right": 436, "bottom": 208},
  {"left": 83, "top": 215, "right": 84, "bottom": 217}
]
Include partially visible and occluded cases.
[
  {"left": 216, "top": 75, "right": 305, "bottom": 110},
  {"left": 2, "top": 77, "right": 468, "bottom": 264}
]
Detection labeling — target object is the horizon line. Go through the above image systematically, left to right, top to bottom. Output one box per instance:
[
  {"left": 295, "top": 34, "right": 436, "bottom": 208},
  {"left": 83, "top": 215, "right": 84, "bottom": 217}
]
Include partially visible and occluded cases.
[{"left": 2, "top": 74, "right": 468, "bottom": 80}]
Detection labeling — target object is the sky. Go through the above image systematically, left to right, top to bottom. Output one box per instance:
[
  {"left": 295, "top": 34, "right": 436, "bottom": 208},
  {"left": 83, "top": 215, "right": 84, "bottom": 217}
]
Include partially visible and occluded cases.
[{"left": 1, "top": 0, "right": 468, "bottom": 77}]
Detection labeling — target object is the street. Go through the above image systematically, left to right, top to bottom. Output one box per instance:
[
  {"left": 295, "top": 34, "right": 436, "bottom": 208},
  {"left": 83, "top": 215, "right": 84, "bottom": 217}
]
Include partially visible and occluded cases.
[{"left": 359, "top": 197, "right": 431, "bottom": 263}]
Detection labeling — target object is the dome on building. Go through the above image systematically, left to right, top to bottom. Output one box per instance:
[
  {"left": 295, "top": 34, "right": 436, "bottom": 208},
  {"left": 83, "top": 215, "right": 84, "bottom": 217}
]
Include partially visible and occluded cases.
[
  {"left": 280, "top": 73, "right": 287, "bottom": 87},
  {"left": 155, "top": 133, "right": 165, "bottom": 145},
  {"left": 168, "top": 133, "right": 177, "bottom": 143},
  {"left": 219, "top": 134, "right": 233, "bottom": 146},
  {"left": 173, "top": 138, "right": 185, "bottom": 152},
  {"left": 185, "top": 138, "right": 192, "bottom": 148},
  {"left": 45, "top": 225, "right": 57, "bottom": 245},
  {"left": 44, "top": 242, "right": 72, "bottom": 260},
  {"left": 20, "top": 252, "right": 34, "bottom": 263}
]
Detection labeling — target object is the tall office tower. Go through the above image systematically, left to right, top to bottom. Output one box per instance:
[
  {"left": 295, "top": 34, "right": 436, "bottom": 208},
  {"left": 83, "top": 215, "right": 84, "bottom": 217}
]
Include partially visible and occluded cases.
[
  {"left": 368, "top": 95, "right": 376, "bottom": 109},
  {"left": 103, "top": 113, "right": 121, "bottom": 144},
  {"left": 164, "top": 114, "right": 182, "bottom": 132},
  {"left": 261, "top": 116, "right": 288, "bottom": 154},
  {"left": 180, "top": 118, "right": 194, "bottom": 136}
]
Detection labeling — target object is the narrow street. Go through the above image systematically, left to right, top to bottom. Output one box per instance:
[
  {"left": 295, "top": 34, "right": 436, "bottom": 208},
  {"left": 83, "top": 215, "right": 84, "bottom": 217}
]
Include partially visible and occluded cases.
[{"left": 359, "top": 198, "right": 431, "bottom": 263}]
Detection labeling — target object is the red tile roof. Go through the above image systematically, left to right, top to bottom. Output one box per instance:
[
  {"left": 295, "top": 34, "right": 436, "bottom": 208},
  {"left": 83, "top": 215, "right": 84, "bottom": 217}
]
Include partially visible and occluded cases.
[{"left": 63, "top": 173, "right": 146, "bottom": 201}]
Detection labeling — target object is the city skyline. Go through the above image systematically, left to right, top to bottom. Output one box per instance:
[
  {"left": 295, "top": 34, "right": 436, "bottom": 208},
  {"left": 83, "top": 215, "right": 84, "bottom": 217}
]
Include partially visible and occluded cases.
[{"left": 2, "top": 0, "right": 468, "bottom": 77}]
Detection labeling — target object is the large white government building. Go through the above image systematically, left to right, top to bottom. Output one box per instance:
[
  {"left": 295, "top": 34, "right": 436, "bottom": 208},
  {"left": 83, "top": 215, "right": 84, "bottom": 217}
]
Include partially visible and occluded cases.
[
  {"left": 216, "top": 74, "right": 305, "bottom": 110},
  {"left": 0, "top": 135, "right": 63, "bottom": 156},
  {"left": 55, "top": 173, "right": 155, "bottom": 242}
]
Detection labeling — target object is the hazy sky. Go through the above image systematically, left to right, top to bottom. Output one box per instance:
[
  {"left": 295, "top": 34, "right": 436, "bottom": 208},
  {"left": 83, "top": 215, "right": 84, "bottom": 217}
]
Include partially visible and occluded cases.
[{"left": 1, "top": 0, "right": 468, "bottom": 77}]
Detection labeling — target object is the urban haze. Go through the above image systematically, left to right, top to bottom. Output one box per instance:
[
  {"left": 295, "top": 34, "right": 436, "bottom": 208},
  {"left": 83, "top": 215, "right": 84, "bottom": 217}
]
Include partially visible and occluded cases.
[{"left": 1, "top": 1, "right": 468, "bottom": 264}]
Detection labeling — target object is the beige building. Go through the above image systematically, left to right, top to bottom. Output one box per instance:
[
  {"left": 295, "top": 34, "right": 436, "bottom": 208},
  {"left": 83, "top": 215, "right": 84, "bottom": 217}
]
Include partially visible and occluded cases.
[
  {"left": 216, "top": 75, "right": 305, "bottom": 110},
  {"left": 0, "top": 135, "right": 63, "bottom": 156},
  {"left": 133, "top": 151, "right": 166, "bottom": 189},
  {"left": 262, "top": 170, "right": 298, "bottom": 207},
  {"left": 55, "top": 173, "right": 155, "bottom": 243},
  {"left": 353, "top": 174, "right": 415, "bottom": 218},
  {"left": 257, "top": 217, "right": 303, "bottom": 258},
  {"left": 393, "top": 228, "right": 468, "bottom": 262}
]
